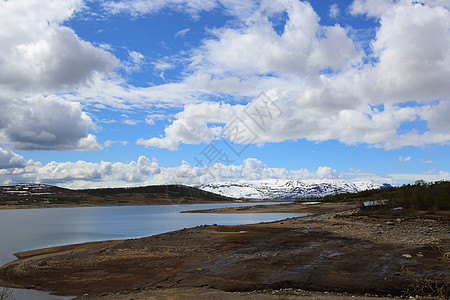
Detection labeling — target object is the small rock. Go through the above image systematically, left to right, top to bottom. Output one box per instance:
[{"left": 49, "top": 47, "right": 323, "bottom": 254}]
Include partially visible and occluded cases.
[
  {"left": 386, "top": 221, "right": 395, "bottom": 226},
  {"left": 402, "top": 254, "right": 412, "bottom": 258}
]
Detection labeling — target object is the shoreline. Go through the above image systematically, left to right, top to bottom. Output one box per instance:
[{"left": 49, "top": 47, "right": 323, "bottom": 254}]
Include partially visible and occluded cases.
[
  {"left": 0, "top": 199, "right": 284, "bottom": 210},
  {"left": 1, "top": 202, "right": 448, "bottom": 299},
  {"left": 181, "top": 202, "right": 352, "bottom": 214}
]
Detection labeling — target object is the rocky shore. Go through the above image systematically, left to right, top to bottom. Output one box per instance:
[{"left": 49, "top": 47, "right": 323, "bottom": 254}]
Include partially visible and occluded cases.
[{"left": 0, "top": 203, "right": 448, "bottom": 299}]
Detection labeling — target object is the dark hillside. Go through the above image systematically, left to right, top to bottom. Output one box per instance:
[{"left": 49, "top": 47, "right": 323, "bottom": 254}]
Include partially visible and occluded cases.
[
  {"left": 318, "top": 180, "right": 450, "bottom": 211},
  {"left": 0, "top": 184, "right": 235, "bottom": 208}
]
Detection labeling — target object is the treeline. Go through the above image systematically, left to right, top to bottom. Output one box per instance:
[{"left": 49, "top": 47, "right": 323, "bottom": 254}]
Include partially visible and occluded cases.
[{"left": 318, "top": 180, "right": 450, "bottom": 211}]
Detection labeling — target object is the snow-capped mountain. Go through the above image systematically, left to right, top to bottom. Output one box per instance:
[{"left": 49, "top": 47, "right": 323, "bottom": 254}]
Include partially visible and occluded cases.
[{"left": 197, "top": 179, "right": 391, "bottom": 200}]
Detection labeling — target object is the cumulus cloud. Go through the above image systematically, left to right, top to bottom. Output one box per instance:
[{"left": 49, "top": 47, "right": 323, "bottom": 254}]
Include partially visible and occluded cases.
[
  {"left": 0, "top": 0, "right": 118, "bottom": 95},
  {"left": 0, "top": 0, "right": 119, "bottom": 152},
  {"left": 1, "top": 0, "right": 448, "bottom": 157},
  {"left": 138, "top": 0, "right": 450, "bottom": 151},
  {"left": 350, "top": 0, "right": 395, "bottom": 18},
  {"left": 191, "top": 1, "right": 360, "bottom": 77},
  {"left": 354, "top": 1, "right": 450, "bottom": 104},
  {"left": 138, "top": 89, "right": 449, "bottom": 150},
  {"left": 0, "top": 95, "right": 101, "bottom": 151},
  {"left": 138, "top": 102, "right": 238, "bottom": 150},
  {"left": 0, "top": 148, "right": 27, "bottom": 169},
  {"left": 2, "top": 155, "right": 449, "bottom": 189},
  {"left": 0, "top": 156, "right": 342, "bottom": 188},
  {"left": 0, "top": 156, "right": 161, "bottom": 188},
  {"left": 32, "top": 156, "right": 161, "bottom": 184}
]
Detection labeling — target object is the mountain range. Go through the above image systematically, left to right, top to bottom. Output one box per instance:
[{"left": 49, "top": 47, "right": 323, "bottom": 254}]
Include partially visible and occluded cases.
[
  {"left": 197, "top": 179, "right": 391, "bottom": 200},
  {"left": 0, "top": 180, "right": 391, "bottom": 206}
]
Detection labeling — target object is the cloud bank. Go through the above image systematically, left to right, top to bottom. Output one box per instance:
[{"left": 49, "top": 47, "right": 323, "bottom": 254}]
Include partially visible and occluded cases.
[
  {"left": 134, "top": 0, "right": 450, "bottom": 150},
  {"left": 1, "top": 149, "right": 448, "bottom": 189}
]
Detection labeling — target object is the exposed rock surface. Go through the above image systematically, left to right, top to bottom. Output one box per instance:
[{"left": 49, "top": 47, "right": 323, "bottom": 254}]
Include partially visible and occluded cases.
[{"left": 0, "top": 203, "right": 448, "bottom": 299}]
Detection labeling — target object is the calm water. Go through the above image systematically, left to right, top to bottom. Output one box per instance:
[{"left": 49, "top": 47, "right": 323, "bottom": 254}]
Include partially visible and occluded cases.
[{"left": 0, "top": 202, "right": 305, "bottom": 300}]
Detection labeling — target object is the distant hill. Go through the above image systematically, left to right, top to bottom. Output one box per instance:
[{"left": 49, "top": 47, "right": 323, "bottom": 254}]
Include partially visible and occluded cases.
[
  {"left": 0, "top": 180, "right": 395, "bottom": 208},
  {"left": 0, "top": 184, "right": 235, "bottom": 207}
]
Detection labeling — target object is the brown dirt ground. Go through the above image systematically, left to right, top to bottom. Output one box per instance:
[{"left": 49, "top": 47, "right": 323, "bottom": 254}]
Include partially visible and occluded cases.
[{"left": 0, "top": 202, "right": 448, "bottom": 299}]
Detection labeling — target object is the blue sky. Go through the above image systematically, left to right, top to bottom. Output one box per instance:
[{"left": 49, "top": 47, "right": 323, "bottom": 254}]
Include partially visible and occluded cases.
[{"left": 0, "top": 0, "right": 449, "bottom": 189}]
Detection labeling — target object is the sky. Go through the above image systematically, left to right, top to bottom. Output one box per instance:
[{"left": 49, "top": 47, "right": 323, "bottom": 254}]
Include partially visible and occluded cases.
[{"left": 0, "top": 0, "right": 450, "bottom": 189}]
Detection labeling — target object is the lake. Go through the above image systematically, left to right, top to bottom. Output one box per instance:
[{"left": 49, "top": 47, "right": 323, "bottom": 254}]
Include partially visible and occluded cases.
[{"left": 0, "top": 202, "right": 306, "bottom": 300}]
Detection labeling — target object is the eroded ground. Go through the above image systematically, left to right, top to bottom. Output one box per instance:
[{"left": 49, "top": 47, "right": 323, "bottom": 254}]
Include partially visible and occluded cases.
[{"left": 0, "top": 203, "right": 448, "bottom": 299}]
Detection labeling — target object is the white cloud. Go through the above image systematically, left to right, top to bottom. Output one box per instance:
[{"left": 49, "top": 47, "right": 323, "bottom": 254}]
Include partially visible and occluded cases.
[
  {"left": 0, "top": 0, "right": 118, "bottom": 95},
  {"left": 0, "top": 0, "right": 120, "bottom": 152},
  {"left": 1, "top": 0, "right": 447, "bottom": 157},
  {"left": 103, "top": 0, "right": 258, "bottom": 19},
  {"left": 104, "top": 0, "right": 217, "bottom": 17},
  {"left": 350, "top": 0, "right": 394, "bottom": 18},
  {"left": 137, "top": 1, "right": 450, "bottom": 151},
  {"left": 191, "top": 1, "right": 360, "bottom": 77},
  {"left": 356, "top": 1, "right": 450, "bottom": 104},
  {"left": 329, "top": 3, "right": 340, "bottom": 18},
  {"left": 175, "top": 28, "right": 191, "bottom": 38},
  {"left": 122, "top": 50, "right": 145, "bottom": 73},
  {"left": 153, "top": 60, "right": 176, "bottom": 72},
  {"left": 65, "top": 74, "right": 212, "bottom": 110},
  {"left": 137, "top": 88, "right": 448, "bottom": 151},
  {"left": 0, "top": 95, "right": 101, "bottom": 151},
  {"left": 137, "top": 102, "right": 239, "bottom": 150},
  {"left": 145, "top": 114, "right": 167, "bottom": 126},
  {"left": 137, "top": 117, "right": 223, "bottom": 151},
  {"left": 123, "top": 120, "right": 138, "bottom": 126},
  {"left": 104, "top": 140, "right": 129, "bottom": 147},
  {"left": 0, "top": 148, "right": 27, "bottom": 169},
  {"left": 2, "top": 155, "right": 449, "bottom": 189},
  {"left": 398, "top": 155, "right": 412, "bottom": 162},
  {"left": 0, "top": 156, "right": 342, "bottom": 188},
  {"left": 0, "top": 156, "right": 162, "bottom": 188},
  {"left": 420, "top": 159, "right": 433, "bottom": 164},
  {"left": 343, "top": 168, "right": 450, "bottom": 184}
]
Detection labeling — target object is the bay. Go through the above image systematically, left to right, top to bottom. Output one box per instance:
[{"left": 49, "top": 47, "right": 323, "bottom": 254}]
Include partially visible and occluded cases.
[{"left": 0, "top": 202, "right": 305, "bottom": 299}]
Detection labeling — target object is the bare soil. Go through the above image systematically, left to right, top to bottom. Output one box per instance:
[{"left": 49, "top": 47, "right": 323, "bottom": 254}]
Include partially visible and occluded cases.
[{"left": 0, "top": 202, "right": 448, "bottom": 299}]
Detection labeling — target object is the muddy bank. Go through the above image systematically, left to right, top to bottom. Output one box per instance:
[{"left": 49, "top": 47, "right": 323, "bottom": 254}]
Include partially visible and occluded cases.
[{"left": 0, "top": 204, "right": 448, "bottom": 298}]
